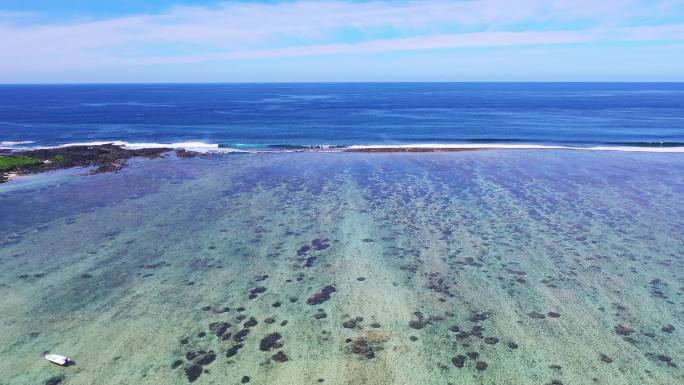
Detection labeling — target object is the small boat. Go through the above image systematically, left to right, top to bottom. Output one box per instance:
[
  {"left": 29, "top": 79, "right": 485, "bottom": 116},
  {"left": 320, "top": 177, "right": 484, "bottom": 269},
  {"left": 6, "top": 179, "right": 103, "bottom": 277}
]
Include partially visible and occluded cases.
[{"left": 45, "top": 354, "right": 70, "bottom": 366}]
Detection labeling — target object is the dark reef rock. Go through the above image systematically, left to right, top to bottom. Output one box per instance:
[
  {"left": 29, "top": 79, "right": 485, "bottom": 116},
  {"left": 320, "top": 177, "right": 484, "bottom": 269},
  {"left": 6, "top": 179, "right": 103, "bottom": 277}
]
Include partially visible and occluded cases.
[
  {"left": 2, "top": 143, "right": 170, "bottom": 183},
  {"left": 175, "top": 149, "right": 199, "bottom": 158},
  {"left": 312, "top": 238, "right": 330, "bottom": 250},
  {"left": 296, "top": 245, "right": 311, "bottom": 256},
  {"left": 303, "top": 256, "right": 318, "bottom": 267},
  {"left": 142, "top": 261, "right": 165, "bottom": 269},
  {"left": 307, "top": 285, "right": 336, "bottom": 305},
  {"left": 249, "top": 286, "right": 267, "bottom": 299},
  {"left": 314, "top": 310, "right": 327, "bottom": 319},
  {"left": 468, "top": 311, "right": 489, "bottom": 322},
  {"left": 409, "top": 312, "right": 432, "bottom": 330},
  {"left": 527, "top": 312, "right": 546, "bottom": 319},
  {"left": 244, "top": 317, "right": 258, "bottom": 328},
  {"left": 343, "top": 317, "right": 363, "bottom": 329},
  {"left": 409, "top": 319, "right": 427, "bottom": 330},
  {"left": 210, "top": 322, "right": 230, "bottom": 337},
  {"left": 614, "top": 324, "right": 635, "bottom": 336},
  {"left": 661, "top": 324, "right": 675, "bottom": 333},
  {"left": 470, "top": 325, "right": 484, "bottom": 338},
  {"left": 233, "top": 328, "right": 250, "bottom": 343},
  {"left": 455, "top": 331, "right": 470, "bottom": 339},
  {"left": 220, "top": 332, "right": 233, "bottom": 341},
  {"left": 260, "top": 333, "right": 283, "bottom": 351},
  {"left": 623, "top": 336, "right": 637, "bottom": 344},
  {"left": 484, "top": 337, "right": 499, "bottom": 345},
  {"left": 350, "top": 339, "right": 375, "bottom": 359},
  {"left": 507, "top": 342, "right": 519, "bottom": 349},
  {"left": 226, "top": 344, "right": 244, "bottom": 358},
  {"left": 271, "top": 351, "right": 289, "bottom": 362},
  {"left": 195, "top": 352, "right": 216, "bottom": 366},
  {"left": 599, "top": 353, "right": 613, "bottom": 363},
  {"left": 656, "top": 354, "right": 672, "bottom": 362},
  {"left": 452, "top": 355, "right": 466, "bottom": 368},
  {"left": 171, "top": 360, "right": 183, "bottom": 369},
  {"left": 475, "top": 361, "right": 488, "bottom": 371},
  {"left": 185, "top": 364, "right": 203, "bottom": 383},
  {"left": 45, "top": 376, "right": 64, "bottom": 385},
  {"left": 241, "top": 376, "right": 251, "bottom": 383}
]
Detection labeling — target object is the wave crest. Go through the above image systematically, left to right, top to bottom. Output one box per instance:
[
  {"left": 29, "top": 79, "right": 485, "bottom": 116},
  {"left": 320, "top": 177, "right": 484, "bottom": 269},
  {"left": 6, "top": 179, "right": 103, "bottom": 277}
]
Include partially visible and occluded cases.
[{"left": 3, "top": 140, "right": 684, "bottom": 153}]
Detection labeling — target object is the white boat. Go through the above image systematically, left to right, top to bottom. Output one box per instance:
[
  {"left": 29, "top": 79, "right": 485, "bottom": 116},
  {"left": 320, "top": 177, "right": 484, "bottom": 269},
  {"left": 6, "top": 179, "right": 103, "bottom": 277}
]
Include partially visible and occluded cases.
[{"left": 45, "top": 354, "right": 70, "bottom": 366}]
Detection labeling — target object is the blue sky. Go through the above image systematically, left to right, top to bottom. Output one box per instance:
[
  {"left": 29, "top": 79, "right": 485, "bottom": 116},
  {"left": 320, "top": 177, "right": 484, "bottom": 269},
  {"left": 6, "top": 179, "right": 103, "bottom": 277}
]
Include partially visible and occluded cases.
[{"left": 1, "top": 0, "right": 683, "bottom": 82}]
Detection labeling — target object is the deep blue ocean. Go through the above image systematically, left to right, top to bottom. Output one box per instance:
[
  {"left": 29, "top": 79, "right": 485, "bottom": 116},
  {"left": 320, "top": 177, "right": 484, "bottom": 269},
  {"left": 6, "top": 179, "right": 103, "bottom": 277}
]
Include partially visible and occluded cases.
[{"left": 1, "top": 83, "right": 683, "bottom": 150}]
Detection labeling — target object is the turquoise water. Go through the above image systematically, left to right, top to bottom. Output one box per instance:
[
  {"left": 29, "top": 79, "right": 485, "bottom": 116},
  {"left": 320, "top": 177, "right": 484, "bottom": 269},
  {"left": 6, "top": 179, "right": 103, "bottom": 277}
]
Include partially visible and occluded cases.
[{"left": 1, "top": 151, "right": 683, "bottom": 385}]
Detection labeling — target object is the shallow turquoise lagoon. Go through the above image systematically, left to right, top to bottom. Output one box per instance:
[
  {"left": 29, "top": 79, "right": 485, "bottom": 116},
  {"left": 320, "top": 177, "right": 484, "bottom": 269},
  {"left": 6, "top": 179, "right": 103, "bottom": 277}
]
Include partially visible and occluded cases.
[{"left": 1, "top": 151, "right": 683, "bottom": 385}]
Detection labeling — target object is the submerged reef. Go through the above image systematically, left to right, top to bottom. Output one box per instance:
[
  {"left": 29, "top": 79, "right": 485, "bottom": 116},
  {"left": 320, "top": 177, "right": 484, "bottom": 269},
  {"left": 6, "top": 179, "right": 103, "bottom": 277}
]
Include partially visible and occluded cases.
[{"left": 2, "top": 151, "right": 684, "bottom": 384}]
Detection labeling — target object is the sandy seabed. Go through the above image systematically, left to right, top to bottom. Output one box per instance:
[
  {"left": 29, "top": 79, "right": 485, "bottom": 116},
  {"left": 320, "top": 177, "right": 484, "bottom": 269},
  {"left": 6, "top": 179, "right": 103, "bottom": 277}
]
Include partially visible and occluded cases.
[{"left": 0, "top": 150, "right": 683, "bottom": 385}]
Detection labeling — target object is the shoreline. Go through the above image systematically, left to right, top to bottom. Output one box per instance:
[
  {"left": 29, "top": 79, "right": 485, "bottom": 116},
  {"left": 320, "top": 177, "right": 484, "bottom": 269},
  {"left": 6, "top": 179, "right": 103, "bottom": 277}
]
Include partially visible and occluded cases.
[
  {"left": 4, "top": 140, "right": 684, "bottom": 154},
  {"left": 2, "top": 141, "right": 683, "bottom": 183},
  {"left": 0, "top": 144, "right": 175, "bottom": 183}
]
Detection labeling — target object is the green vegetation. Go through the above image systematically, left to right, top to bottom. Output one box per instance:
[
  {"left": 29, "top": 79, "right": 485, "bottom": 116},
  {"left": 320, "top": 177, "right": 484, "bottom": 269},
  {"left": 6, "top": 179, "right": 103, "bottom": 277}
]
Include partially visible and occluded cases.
[
  {"left": 53, "top": 154, "right": 65, "bottom": 161},
  {"left": 0, "top": 155, "right": 42, "bottom": 171}
]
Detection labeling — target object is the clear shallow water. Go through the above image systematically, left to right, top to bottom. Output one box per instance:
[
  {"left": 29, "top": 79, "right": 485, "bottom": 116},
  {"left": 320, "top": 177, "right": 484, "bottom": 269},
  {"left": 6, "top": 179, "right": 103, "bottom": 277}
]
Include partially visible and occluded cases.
[
  {"left": 1, "top": 83, "right": 684, "bottom": 150},
  {"left": 1, "top": 151, "right": 683, "bottom": 385}
]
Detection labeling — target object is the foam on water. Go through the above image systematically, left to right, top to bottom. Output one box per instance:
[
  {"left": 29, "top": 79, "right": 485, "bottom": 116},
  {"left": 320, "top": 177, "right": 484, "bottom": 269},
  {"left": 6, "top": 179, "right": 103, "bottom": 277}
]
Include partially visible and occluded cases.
[
  {"left": 0, "top": 140, "right": 35, "bottom": 147},
  {"left": 4, "top": 140, "right": 684, "bottom": 153},
  {"left": 347, "top": 143, "right": 684, "bottom": 153}
]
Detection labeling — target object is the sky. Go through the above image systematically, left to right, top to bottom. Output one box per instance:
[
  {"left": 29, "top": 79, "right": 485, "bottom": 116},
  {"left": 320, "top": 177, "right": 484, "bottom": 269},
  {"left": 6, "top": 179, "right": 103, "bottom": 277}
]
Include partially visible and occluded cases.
[{"left": 1, "top": 0, "right": 683, "bottom": 83}]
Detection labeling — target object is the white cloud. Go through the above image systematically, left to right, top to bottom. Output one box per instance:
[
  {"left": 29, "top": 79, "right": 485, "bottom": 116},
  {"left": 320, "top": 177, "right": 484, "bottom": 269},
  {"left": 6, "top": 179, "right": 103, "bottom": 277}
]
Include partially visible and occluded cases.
[{"left": 0, "top": 0, "right": 683, "bottom": 73}]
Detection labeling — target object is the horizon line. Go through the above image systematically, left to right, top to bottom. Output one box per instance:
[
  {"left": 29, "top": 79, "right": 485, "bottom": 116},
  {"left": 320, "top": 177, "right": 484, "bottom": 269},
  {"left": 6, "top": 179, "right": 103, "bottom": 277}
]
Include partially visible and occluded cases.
[{"left": 1, "top": 80, "right": 684, "bottom": 86}]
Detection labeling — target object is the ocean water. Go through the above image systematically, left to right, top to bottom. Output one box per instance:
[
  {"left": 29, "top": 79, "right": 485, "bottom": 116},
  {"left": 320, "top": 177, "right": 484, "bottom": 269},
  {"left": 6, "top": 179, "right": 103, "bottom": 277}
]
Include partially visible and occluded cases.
[
  {"left": 1, "top": 83, "right": 684, "bottom": 150},
  {"left": 1, "top": 150, "right": 683, "bottom": 385}
]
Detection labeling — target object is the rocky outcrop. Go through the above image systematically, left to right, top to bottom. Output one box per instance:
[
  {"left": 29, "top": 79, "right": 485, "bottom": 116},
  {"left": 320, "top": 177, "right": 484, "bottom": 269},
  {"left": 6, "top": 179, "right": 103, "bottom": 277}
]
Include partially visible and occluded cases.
[{"left": 1, "top": 143, "right": 170, "bottom": 182}]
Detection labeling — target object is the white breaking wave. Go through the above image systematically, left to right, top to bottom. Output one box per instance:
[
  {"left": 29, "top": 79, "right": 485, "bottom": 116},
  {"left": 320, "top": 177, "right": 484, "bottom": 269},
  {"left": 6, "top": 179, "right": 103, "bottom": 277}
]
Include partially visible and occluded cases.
[
  {"left": 81, "top": 102, "right": 174, "bottom": 108},
  {"left": 0, "top": 140, "right": 35, "bottom": 147},
  {"left": 0, "top": 140, "right": 242, "bottom": 153},
  {"left": 2, "top": 140, "right": 684, "bottom": 153},
  {"left": 52, "top": 141, "right": 242, "bottom": 153},
  {"left": 346, "top": 143, "right": 684, "bottom": 153},
  {"left": 585, "top": 146, "right": 684, "bottom": 153}
]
